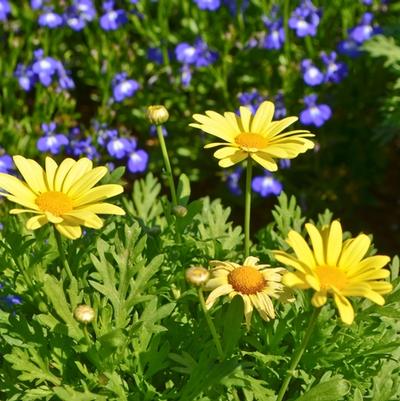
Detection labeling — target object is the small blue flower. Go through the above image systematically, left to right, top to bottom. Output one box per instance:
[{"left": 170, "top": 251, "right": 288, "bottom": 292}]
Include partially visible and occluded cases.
[
  {"left": 0, "top": 0, "right": 11, "bottom": 21},
  {"left": 31, "top": 0, "right": 45, "bottom": 9},
  {"left": 65, "top": 0, "right": 96, "bottom": 31},
  {"left": 194, "top": 0, "right": 221, "bottom": 11},
  {"left": 222, "top": 0, "right": 249, "bottom": 15},
  {"left": 288, "top": 0, "right": 321, "bottom": 37},
  {"left": 100, "top": 1, "right": 127, "bottom": 31},
  {"left": 38, "top": 8, "right": 64, "bottom": 28},
  {"left": 349, "top": 12, "right": 381, "bottom": 44},
  {"left": 262, "top": 13, "right": 285, "bottom": 50},
  {"left": 175, "top": 38, "right": 218, "bottom": 68},
  {"left": 337, "top": 38, "right": 362, "bottom": 58},
  {"left": 175, "top": 43, "right": 198, "bottom": 65},
  {"left": 147, "top": 47, "right": 164, "bottom": 64},
  {"left": 32, "top": 49, "right": 59, "bottom": 86},
  {"left": 321, "top": 51, "right": 348, "bottom": 83},
  {"left": 301, "top": 59, "right": 324, "bottom": 86},
  {"left": 14, "top": 64, "right": 36, "bottom": 91},
  {"left": 180, "top": 64, "right": 192, "bottom": 87},
  {"left": 112, "top": 73, "right": 140, "bottom": 102},
  {"left": 238, "top": 89, "right": 265, "bottom": 114},
  {"left": 274, "top": 91, "right": 287, "bottom": 119},
  {"left": 300, "top": 94, "right": 332, "bottom": 127},
  {"left": 37, "top": 123, "right": 69, "bottom": 154},
  {"left": 96, "top": 126, "right": 118, "bottom": 147},
  {"left": 67, "top": 136, "right": 99, "bottom": 159},
  {"left": 107, "top": 137, "right": 136, "bottom": 159},
  {"left": 127, "top": 149, "right": 149, "bottom": 173},
  {"left": 0, "top": 154, "right": 13, "bottom": 173},
  {"left": 279, "top": 159, "right": 291, "bottom": 169},
  {"left": 226, "top": 167, "right": 243, "bottom": 196},
  {"left": 252, "top": 171, "right": 283, "bottom": 197},
  {"left": 2, "top": 295, "right": 22, "bottom": 307}
]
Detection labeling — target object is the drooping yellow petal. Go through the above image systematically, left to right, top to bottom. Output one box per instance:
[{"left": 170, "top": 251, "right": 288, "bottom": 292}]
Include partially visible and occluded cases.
[
  {"left": 204, "top": 142, "right": 230, "bottom": 149},
  {"left": 213, "top": 146, "right": 239, "bottom": 159},
  {"left": 218, "top": 151, "right": 248, "bottom": 168},
  {"left": 250, "top": 153, "right": 278, "bottom": 171},
  {"left": 6, "top": 194, "right": 39, "bottom": 211},
  {"left": 26, "top": 214, "right": 48, "bottom": 230},
  {"left": 55, "top": 223, "right": 82, "bottom": 240},
  {"left": 273, "top": 251, "right": 311, "bottom": 274},
  {"left": 205, "top": 284, "right": 234, "bottom": 309},
  {"left": 311, "top": 290, "right": 327, "bottom": 307},
  {"left": 333, "top": 292, "right": 354, "bottom": 324},
  {"left": 242, "top": 294, "right": 254, "bottom": 329}
]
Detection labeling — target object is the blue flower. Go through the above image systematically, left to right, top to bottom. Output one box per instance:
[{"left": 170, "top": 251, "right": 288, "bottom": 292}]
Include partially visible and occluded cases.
[
  {"left": 0, "top": 0, "right": 11, "bottom": 21},
  {"left": 31, "top": 0, "right": 45, "bottom": 9},
  {"left": 65, "top": 0, "right": 96, "bottom": 31},
  {"left": 194, "top": 0, "right": 221, "bottom": 11},
  {"left": 222, "top": 0, "right": 249, "bottom": 15},
  {"left": 288, "top": 0, "right": 320, "bottom": 37},
  {"left": 362, "top": 0, "right": 372, "bottom": 4},
  {"left": 100, "top": 1, "right": 127, "bottom": 31},
  {"left": 38, "top": 8, "right": 64, "bottom": 28},
  {"left": 349, "top": 12, "right": 381, "bottom": 44},
  {"left": 262, "top": 13, "right": 285, "bottom": 50},
  {"left": 175, "top": 38, "right": 218, "bottom": 68},
  {"left": 337, "top": 38, "right": 362, "bottom": 58},
  {"left": 175, "top": 43, "right": 199, "bottom": 65},
  {"left": 147, "top": 47, "right": 164, "bottom": 64},
  {"left": 31, "top": 49, "right": 58, "bottom": 86},
  {"left": 321, "top": 51, "right": 348, "bottom": 83},
  {"left": 301, "top": 59, "right": 324, "bottom": 86},
  {"left": 14, "top": 64, "right": 36, "bottom": 91},
  {"left": 180, "top": 64, "right": 192, "bottom": 87},
  {"left": 112, "top": 73, "right": 140, "bottom": 102},
  {"left": 238, "top": 89, "right": 265, "bottom": 114},
  {"left": 274, "top": 91, "right": 287, "bottom": 119},
  {"left": 300, "top": 94, "right": 332, "bottom": 127},
  {"left": 37, "top": 123, "right": 69, "bottom": 154},
  {"left": 96, "top": 126, "right": 118, "bottom": 147},
  {"left": 67, "top": 136, "right": 99, "bottom": 159},
  {"left": 107, "top": 137, "right": 136, "bottom": 159},
  {"left": 127, "top": 149, "right": 149, "bottom": 173},
  {"left": 0, "top": 154, "right": 13, "bottom": 173},
  {"left": 279, "top": 159, "right": 291, "bottom": 169},
  {"left": 226, "top": 167, "right": 243, "bottom": 196},
  {"left": 252, "top": 171, "right": 283, "bottom": 197},
  {"left": 2, "top": 295, "right": 22, "bottom": 307}
]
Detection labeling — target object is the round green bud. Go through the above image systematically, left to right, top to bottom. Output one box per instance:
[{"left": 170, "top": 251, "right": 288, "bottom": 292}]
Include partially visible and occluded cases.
[
  {"left": 173, "top": 205, "right": 188, "bottom": 217},
  {"left": 185, "top": 266, "right": 210, "bottom": 286},
  {"left": 74, "top": 305, "right": 95, "bottom": 324}
]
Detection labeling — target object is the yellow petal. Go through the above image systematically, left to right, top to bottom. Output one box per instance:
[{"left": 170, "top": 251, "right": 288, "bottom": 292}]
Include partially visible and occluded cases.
[
  {"left": 251, "top": 101, "right": 275, "bottom": 134},
  {"left": 239, "top": 106, "right": 253, "bottom": 132},
  {"left": 205, "top": 110, "right": 240, "bottom": 136},
  {"left": 223, "top": 112, "right": 242, "bottom": 133},
  {"left": 264, "top": 116, "right": 298, "bottom": 138},
  {"left": 204, "top": 142, "right": 229, "bottom": 149},
  {"left": 213, "top": 146, "right": 239, "bottom": 159},
  {"left": 218, "top": 151, "right": 248, "bottom": 168},
  {"left": 250, "top": 153, "right": 278, "bottom": 171},
  {"left": 13, "top": 156, "right": 48, "bottom": 194},
  {"left": 45, "top": 157, "right": 58, "bottom": 191},
  {"left": 54, "top": 158, "right": 76, "bottom": 192},
  {"left": 62, "top": 158, "right": 93, "bottom": 193},
  {"left": 67, "top": 166, "right": 108, "bottom": 198},
  {"left": 0, "top": 173, "right": 37, "bottom": 203},
  {"left": 73, "top": 184, "right": 123, "bottom": 207},
  {"left": 6, "top": 194, "right": 39, "bottom": 210},
  {"left": 76, "top": 202, "right": 125, "bottom": 215},
  {"left": 10, "top": 208, "right": 41, "bottom": 215},
  {"left": 63, "top": 210, "right": 103, "bottom": 229},
  {"left": 45, "top": 211, "right": 63, "bottom": 224},
  {"left": 26, "top": 214, "right": 48, "bottom": 230},
  {"left": 326, "top": 220, "right": 343, "bottom": 266},
  {"left": 55, "top": 223, "right": 82, "bottom": 240},
  {"left": 305, "top": 223, "right": 325, "bottom": 266},
  {"left": 287, "top": 230, "right": 316, "bottom": 268},
  {"left": 339, "top": 234, "right": 371, "bottom": 269},
  {"left": 273, "top": 251, "right": 310, "bottom": 274},
  {"left": 347, "top": 255, "right": 391, "bottom": 276},
  {"left": 243, "top": 256, "right": 259, "bottom": 267},
  {"left": 282, "top": 272, "right": 309, "bottom": 288},
  {"left": 305, "top": 274, "right": 321, "bottom": 291},
  {"left": 367, "top": 281, "right": 393, "bottom": 294},
  {"left": 205, "top": 284, "right": 233, "bottom": 309},
  {"left": 340, "top": 284, "right": 385, "bottom": 305},
  {"left": 311, "top": 290, "right": 327, "bottom": 307},
  {"left": 254, "top": 292, "right": 275, "bottom": 320},
  {"left": 333, "top": 292, "right": 354, "bottom": 324},
  {"left": 242, "top": 294, "right": 254, "bottom": 329}
]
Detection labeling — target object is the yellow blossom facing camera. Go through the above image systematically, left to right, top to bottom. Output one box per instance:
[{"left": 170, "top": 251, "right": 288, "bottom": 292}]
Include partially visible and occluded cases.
[
  {"left": 190, "top": 101, "right": 314, "bottom": 170},
  {"left": 0, "top": 156, "right": 125, "bottom": 240},
  {"left": 273, "top": 220, "right": 393, "bottom": 325},
  {"left": 205, "top": 256, "right": 287, "bottom": 328}
]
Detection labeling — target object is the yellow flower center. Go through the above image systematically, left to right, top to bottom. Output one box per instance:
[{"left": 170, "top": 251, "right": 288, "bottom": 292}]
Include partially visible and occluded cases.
[
  {"left": 235, "top": 133, "right": 269, "bottom": 150},
  {"left": 35, "top": 191, "right": 73, "bottom": 216},
  {"left": 228, "top": 266, "right": 265, "bottom": 295},
  {"left": 315, "top": 266, "right": 347, "bottom": 290}
]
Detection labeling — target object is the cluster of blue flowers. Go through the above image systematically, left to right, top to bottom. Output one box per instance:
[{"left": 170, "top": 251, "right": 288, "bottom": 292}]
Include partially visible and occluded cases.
[
  {"left": 14, "top": 49, "right": 74, "bottom": 92},
  {"left": 0, "top": 283, "right": 22, "bottom": 311}
]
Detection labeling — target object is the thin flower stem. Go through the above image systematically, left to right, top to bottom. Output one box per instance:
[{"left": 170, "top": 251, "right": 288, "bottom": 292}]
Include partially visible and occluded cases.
[
  {"left": 156, "top": 125, "right": 178, "bottom": 206},
  {"left": 244, "top": 158, "right": 253, "bottom": 258},
  {"left": 53, "top": 227, "right": 74, "bottom": 282},
  {"left": 197, "top": 287, "right": 224, "bottom": 361},
  {"left": 276, "top": 307, "right": 321, "bottom": 401}
]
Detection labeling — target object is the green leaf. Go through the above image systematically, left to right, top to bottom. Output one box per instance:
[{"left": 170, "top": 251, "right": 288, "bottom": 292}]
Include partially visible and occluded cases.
[
  {"left": 177, "top": 173, "right": 191, "bottom": 205},
  {"left": 223, "top": 295, "right": 244, "bottom": 357},
  {"left": 295, "top": 377, "right": 350, "bottom": 401},
  {"left": 353, "top": 388, "right": 363, "bottom": 401}
]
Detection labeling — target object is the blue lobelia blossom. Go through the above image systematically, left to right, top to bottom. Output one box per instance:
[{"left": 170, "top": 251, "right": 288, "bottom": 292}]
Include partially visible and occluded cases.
[
  {"left": 0, "top": 0, "right": 11, "bottom": 21},
  {"left": 31, "top": 0, "right": 45, "bottom": 9},
  {"left": 65, "top": 0, "right": 96, "bottom": 31},
  {"left": 100, "top": 0, "right": 127, "bottom": 31},
  {"left": 194, "top": 0, "right": 221, "bottom": 11},
  {"left": 222, "top": 0, "right": 249, "bottom": 15},
  {"left": 288, "top": 0, "right": 321, "bottom": 37},
  {"left": 362, "top": 0, "right": 372, "bottom": 4},
  {"left": 38, "top": 8, "right": 64, "bottom": 28},
  {"left": 262, "top": 11, "right": 285, "bottom": 50},
  {"left": 349, "top": 12, "right": 381, "bottom": 44},
  {"left": 175, "top": 38, "right": 218, "bottom": 68},
  {"left": 337, "top": 38, "right": 362, "bottom": 58},
  {"left": 147, "top": 47, "right": 164, "bottom": 64},
  {"left": 31, "top": 49, "right": 59, "bottom": 86},
  {"left": 321, "top": 51, "right": 348, "bottom": 83},
  {"left": 301, "top": 59, "right": 324, "bottom": 86},
  {"left": 14, "top": 64, "right": 36, "bottom": 91},
  {"left": 180, "top": 64, "right": 192, "bottom": 87},
  {"left": 112, "top": 73, "right": 140, "bottom": 102},
  {"left": 238, "top": 89, "right": 265, "bottom": 114},
  {"left": 274, "top": 91, "right": 287, "bottom": 119},
  {"left": 300, "top": 94, "right": 332, "bottom": 127},
  {"left": 37, "top": 123, "right": 69, "bottom": 154},
  {"left": 96, "top": 126, "right": 118, "bottom": 147},
  {"left": 69, "top": 137, "right": 100, "bottom": 159},
  {"left": 107, "top": 137, "right": 136, "bottom": 159},
  {"left": 127, "top": 149, "right": 149, "bottom": 173},
  {"left": 0, "top": 153, "right": 13, "bottom": 173},
  {"left": 279, "top": 159, "right": 291, "bottom": 169},
  {"left": 226, "top": 167, "right": 243, "bottom": 196},
  {"left": 252, "top": 171, "right": 283, "bottom": 198},
  {"left": 2, "top": 294, "right": 23, "bottom": 307}
]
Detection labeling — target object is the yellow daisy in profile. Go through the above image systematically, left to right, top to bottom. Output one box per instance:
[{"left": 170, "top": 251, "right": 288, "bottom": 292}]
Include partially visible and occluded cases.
[
  {"left": 190, "top": 101, "right": 314, "bottom": 170},
  {"left": 0, "top": 156, "right": 125, "bottom": 239},
  {"left": 273, "top": 221, "right": 393, "bottom": 324},
  {"left": 205, "top": 256, "right": 287, "bottom": 328}
]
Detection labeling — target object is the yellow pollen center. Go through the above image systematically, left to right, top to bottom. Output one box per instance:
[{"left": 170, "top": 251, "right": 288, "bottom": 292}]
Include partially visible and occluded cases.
[
  {"left": 235, "top": 133, "right": 269, "bottom": 150},
  {"left": 35, "top": 191, "right": 73, "bottom": 216},
  {"left": 228, "top": 266, "right": 265, "bottom": 295},
  {"left": 315, "top": 266, "right": 347, "bottom": 290}
]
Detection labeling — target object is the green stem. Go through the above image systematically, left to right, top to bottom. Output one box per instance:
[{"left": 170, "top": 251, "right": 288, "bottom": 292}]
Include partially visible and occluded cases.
[
  {"left": 283, "top": 0, "right": 290, "bottom": 61},
  {"left": 305, "top": 35, "right": 315, "bottom": 58},
  {"left": 156, "top": 124, "right": 178, "bottom": 206},
  {"left": 244, "top": 158, "right": 253, "bottom": 258},
  {"left": 53, "top": 227, "right": 74, "bottom": 282},
  {"left": 198, "top": 287, "right": 224, "bottom": 361},
  {"left": 276, "top": 307, "right": 321, "bottom": 401}
]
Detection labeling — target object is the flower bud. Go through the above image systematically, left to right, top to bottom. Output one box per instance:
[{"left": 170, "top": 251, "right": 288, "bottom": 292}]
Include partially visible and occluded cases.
[
  {"left": 146, "top": 105, "right": 169, "bottom": 125},
  {"left": 173, "top": 205, "right": 188, "bottom": 217},
  {"left": 185, "top": 266, "right": 210, "bottom": 286},
  {"left": 74, "top": 305, "right": 95, "bottom": 324}
]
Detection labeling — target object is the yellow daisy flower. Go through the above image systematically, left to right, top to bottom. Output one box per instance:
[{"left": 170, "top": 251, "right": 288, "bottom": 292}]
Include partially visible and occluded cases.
[
  {"left": 190, "top": 101, "right": 314, "bottom": 170},
  {"left": 0, "top": 156, "right": 125, "bottom": 239},
  {"left": 273, "top": 221, "right": 393, "bottom": 324},
  {"left": 205, "top": 256, "right": 287, "bottom": 328}
]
